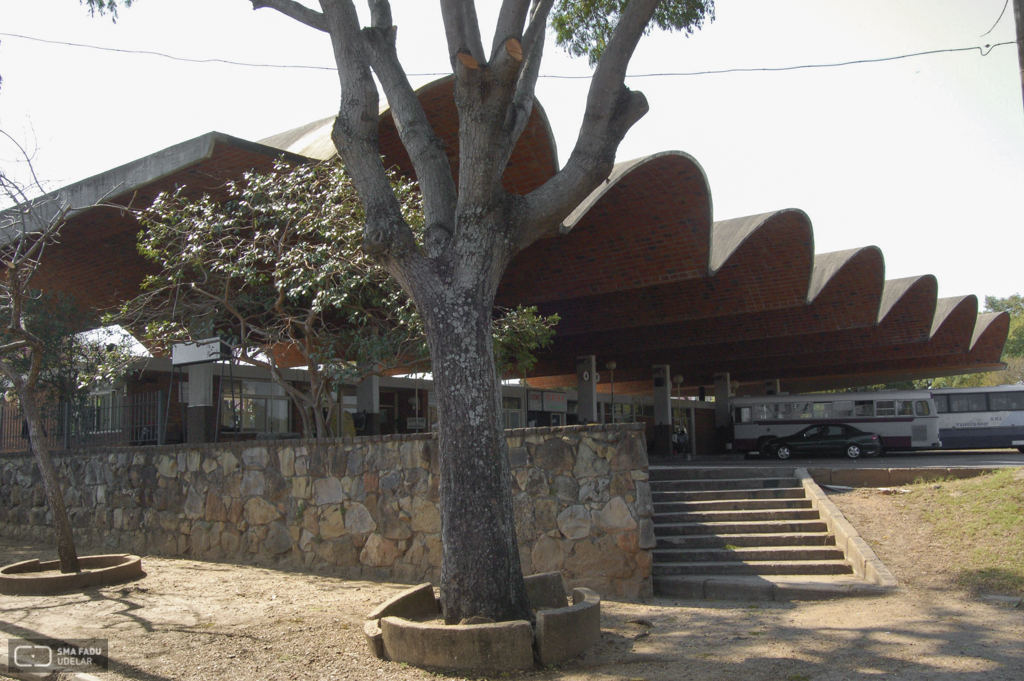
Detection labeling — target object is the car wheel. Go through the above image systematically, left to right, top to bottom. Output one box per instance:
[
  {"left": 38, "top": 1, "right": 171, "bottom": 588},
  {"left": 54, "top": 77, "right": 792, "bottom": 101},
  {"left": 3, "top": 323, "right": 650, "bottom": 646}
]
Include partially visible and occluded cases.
[
  {"left": 846, "top": 444, "right": 862, "bottom": 459},
  {"left": 776, "top": 445, "right": 793, "bottom": 460}
]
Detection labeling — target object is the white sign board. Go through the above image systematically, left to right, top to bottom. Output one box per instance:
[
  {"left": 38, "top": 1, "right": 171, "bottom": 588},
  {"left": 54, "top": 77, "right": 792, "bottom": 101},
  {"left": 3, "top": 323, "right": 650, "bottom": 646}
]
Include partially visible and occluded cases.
[
  {"left": 171, "top": 338, "right": 231, "bottom": 366},
  {"left": 527, "top": 390, "right": 543, "bottom": 412},
  {"left": 543, "top": 392, "right": 567, "bottom": 413},
  {"left": 407, "top": 417, "right": 427, "bottom": 430}
]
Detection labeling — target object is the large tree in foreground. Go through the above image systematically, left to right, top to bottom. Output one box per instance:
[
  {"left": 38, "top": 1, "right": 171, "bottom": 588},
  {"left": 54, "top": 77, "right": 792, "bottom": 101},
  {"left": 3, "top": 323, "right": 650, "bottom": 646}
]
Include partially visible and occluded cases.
[{"left": 88, "top": 0, "right": 714, "bottom": 623}]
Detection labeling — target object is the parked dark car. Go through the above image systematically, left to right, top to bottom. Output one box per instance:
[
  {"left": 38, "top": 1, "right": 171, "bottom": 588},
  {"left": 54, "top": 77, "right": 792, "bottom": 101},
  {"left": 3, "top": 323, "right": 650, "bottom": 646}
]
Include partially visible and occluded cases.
[{"left": 762, "top": 423, "right": 883, "bottom": 460}]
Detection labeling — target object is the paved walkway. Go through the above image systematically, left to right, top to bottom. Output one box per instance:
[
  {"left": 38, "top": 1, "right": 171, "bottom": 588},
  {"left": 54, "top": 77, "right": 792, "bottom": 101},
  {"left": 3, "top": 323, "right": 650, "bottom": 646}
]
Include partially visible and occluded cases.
[{"left": 656, "top": 449, "right": 1024, "bottom": 469}]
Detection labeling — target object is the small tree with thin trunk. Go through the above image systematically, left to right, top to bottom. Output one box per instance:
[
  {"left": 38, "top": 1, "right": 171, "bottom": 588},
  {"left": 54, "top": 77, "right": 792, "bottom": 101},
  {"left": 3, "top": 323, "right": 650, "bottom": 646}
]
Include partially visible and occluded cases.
[{"left": 0, "top": 131, "right": 84, "bottom": 573}]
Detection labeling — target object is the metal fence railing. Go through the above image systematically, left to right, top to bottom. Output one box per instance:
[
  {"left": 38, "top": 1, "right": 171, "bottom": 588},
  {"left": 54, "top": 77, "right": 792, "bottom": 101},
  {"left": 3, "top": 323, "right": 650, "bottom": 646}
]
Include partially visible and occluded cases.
[{"left": 0, "top": 391, "right": 165, "bottom": 454}]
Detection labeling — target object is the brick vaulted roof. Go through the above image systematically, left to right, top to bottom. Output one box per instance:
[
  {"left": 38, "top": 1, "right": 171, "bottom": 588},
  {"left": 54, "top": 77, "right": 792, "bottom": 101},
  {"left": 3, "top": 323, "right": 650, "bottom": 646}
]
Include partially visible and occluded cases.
[{"left": 9, "top": 78, "right": 1007, "bottom": 394}]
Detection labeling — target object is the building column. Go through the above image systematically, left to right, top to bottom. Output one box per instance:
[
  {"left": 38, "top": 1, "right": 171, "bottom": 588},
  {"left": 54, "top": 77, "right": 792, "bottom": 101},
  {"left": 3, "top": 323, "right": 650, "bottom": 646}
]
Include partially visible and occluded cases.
[
  {"left": 576, "top": 355, "right": 598, "bottom": 424},
  {"left": 186, "top": 363, "right": 217, "bottom": 444},
  {"left": 652, "top": 365, "right": 672, "bottom": 458},
  {"left": 713, "top": 372, "right": 731, "bottom": 428},
  {"left": 357, "top": 375, "right": 380, "bottom": 435}
]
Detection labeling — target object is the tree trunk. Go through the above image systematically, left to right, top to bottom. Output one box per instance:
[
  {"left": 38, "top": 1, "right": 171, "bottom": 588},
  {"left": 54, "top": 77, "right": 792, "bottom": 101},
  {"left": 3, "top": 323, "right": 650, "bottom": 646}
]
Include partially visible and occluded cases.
[
  {"left": 421, "top": 286, "right": 531, "bottom": 624},
  {"left": 20, "top": 392, "right": 80, "bottom": 573}
]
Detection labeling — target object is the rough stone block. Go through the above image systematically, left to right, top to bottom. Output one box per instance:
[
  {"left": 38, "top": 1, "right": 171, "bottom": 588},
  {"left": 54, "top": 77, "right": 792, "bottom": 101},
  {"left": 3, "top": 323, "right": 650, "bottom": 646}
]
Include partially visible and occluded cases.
[
  {"left": 524, "top": 571, "right": 568, "bottom": 610},
  {"left": 367, "top": 582, "right": 438, "bottom": 620},
  {"left": 535, "top": 587, "right": 601, "bottom": 667},
  {"left": 380, "top": 616, "right": 534, "bottom": 672}
]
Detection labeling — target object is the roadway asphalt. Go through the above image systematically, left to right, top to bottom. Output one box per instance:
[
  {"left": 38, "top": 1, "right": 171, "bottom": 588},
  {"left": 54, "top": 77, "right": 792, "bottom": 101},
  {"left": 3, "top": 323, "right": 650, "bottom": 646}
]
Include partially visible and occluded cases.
[{"left": 676, "top": 449, "right": 1024, "bottom": 469}]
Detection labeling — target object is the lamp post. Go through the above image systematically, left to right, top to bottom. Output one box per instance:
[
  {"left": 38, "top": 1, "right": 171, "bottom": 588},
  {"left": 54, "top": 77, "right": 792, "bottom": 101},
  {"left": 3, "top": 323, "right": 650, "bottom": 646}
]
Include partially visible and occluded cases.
[{"left": 605, "top": 361, "right": 617, "bottom": 424}]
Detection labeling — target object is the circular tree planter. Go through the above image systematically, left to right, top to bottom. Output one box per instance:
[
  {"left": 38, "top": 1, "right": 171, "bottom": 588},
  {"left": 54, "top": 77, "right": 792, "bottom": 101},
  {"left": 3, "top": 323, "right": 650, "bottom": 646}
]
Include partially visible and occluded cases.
[
  {"left": 0, "top": 554, "right": 144, "bottom": 595},
  {"left": 363, "top": 573, "right": 601, "bottom": 672}
]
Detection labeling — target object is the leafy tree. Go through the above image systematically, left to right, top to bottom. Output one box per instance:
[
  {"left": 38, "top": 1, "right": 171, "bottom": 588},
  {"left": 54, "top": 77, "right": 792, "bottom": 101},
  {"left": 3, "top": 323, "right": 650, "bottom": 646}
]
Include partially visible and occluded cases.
[
  {"left": 88, "top": 0, "right": 715, "bottom": 623},
  {"left": 116, "top": 159, "right": 558, "bottom": 439},
  {"left": 986, "top": 294, "right": 1024, "bottom": 359}
]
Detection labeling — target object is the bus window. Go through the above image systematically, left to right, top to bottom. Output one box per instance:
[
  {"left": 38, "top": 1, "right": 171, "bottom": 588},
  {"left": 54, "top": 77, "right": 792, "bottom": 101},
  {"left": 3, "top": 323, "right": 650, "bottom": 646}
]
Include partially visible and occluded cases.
[
  {"left": 1009, "top": 393, "right": 1024, "bottom": 410},
  {"left": 968, "top": 394, "right": 987, "bottom": 412},
  {"left": 990, "top": 394, "right": 1009, "bottom": 411},
  {"left": 933, "top": 395, "right": 949, "bottom": 413},
  {"left": 949, "top": 395, "right": 971, "bottom": 412},
  {"left": 875, "top": 400, "right": 896, "bottom": 417},
  {"left": 834, "top": 401, "right": 854, "bottom": 418},
  {"left": 855, "top": 401, "right": 874, "bottom": 417},
  {"left": 897, "top": 401, "right": 914, "bottom": 416},
  {"left": 914, "top": 401, "right": 931, "bottom": 416},
  {"left": 793, "top": 402, "right": 812, "bottom": 419},
  {"left": 812, "top": 402, "right": 833, "bottom": 419},
  {"left": 774, "top": 403, "right": 791, "bottom": 420},
  {"left": 753, "top": 404, "right": 770, "bottom": 421},
  {"left": 735, "top": 407, "right": 752, "bottom": 423}
]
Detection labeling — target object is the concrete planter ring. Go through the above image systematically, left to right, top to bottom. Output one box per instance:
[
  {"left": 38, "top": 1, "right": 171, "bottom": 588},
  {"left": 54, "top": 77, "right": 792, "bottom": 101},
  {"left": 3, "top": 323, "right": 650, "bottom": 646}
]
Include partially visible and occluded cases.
[
  {"left": 0, "top": 554, "right": 144, "bottom": 595},
  {"left": 364, "top": 572, "right": 602, "bottom": 672}
]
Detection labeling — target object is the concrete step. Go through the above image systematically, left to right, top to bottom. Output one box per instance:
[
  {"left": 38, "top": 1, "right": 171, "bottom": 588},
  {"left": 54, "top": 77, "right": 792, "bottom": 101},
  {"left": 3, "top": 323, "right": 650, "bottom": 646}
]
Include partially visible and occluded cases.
[
  {"left": 648, "top": 466, "right": 795, "bottom": 481},
  {"left": 648, "top": 477, "right": 801, "bottom": 492},
  {"left": 651, "top": 487, "right": 808, "bottom": 503},
  {"left": 653, "top": 498, "right": 813, "bottom": 513},
  {"left": 654, "top": 508, "right": 821, "bottom": 524},
  {"left": 655, "top": 519, "right": 830, "bottom": 536},
  {"left": 656, "top": 532, "right": 836, "bottom": 549},
  {"left": 653, "top": 546, "right": 846, "bottom": 563},
  {"left": 652, "top": 560, "right": 854, "bottom": 577}
]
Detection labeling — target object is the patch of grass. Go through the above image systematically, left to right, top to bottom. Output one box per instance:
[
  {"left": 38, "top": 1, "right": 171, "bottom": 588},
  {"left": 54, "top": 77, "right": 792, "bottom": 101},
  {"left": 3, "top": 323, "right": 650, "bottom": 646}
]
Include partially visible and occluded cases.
[{"left": 906, "top": 469, "right": 1024, "bottom": 596}]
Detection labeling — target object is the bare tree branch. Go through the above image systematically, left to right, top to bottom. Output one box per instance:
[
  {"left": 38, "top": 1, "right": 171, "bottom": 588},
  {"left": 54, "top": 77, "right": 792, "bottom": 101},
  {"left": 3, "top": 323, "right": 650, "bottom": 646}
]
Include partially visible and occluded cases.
[
  {"left": 250, "top": 0, "right": 327, "bottom": 31},
  {"left": 440, "top": 0, "right": 486, "bottom": 66},
  {"left": 490, "top": 0, "right": 531, "bottom": 61},
  {"left": 519, "top": 0, "right": 659, "bottom": 248},
  {"left": 362, "top": 24, "right": 457, "bottom": 258}
]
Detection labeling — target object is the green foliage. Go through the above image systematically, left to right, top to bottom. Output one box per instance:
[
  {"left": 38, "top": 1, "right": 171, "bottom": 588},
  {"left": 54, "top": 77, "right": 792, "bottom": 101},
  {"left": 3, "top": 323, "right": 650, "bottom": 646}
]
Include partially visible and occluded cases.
[
  {"left": 81, "top": 0, "right": 132, "bottom": 21},
  {"left": 551, "top": 0, "right": 714, "bottom": 65},
  {"left": 116, "top": 158, "right": 558, "bottom": 435},
  {"left": 0, "top": 292, "right": 134, "bottom": 407},
  {"left": 986, "top": 294, "right": 1024, "bottom": 360},
  {"left": 493, "top": 306, "right": 559, "bottom": 377}
]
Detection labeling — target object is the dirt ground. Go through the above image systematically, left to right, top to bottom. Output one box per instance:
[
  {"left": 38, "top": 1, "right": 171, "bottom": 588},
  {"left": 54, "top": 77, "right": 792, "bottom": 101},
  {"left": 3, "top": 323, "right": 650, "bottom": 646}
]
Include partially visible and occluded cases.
[{"left": 2, "top": 489, "right": 1023, "bottom": 681}]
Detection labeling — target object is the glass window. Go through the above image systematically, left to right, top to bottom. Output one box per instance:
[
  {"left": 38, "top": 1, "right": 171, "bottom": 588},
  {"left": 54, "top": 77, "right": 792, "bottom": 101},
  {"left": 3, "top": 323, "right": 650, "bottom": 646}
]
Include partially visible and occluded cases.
[
  {"left": 221, "top": 379, "right": 290, "bottom": 433},
  {"left": 989, "top": 393, "right": 1009, "bottom": 411},
  {"left": 1008, "top": 393, "right": 1024, "bottom": 410},
  {"left": 968, "top": 394, "right": 987, "bottom": 412},
  {"left": 933, "top": 395, "right": 949, "bottom": 413},
  {"left": 949, "top": 395, "right": 971, "bottom": 412},
  {"left": 502, "top": 396, "right": 522, "bottom": 410},
  {"left": 875, "top": 400, "right": 896, "bottom": 417},
  {"left": 897, "top": 400, "right": 914, "bottom": 416},
  {"left": 833, "top": 401, "right": 855, "bottom": 418},
  {"left": 855, "top": 401, "right": 874, "bottom": 417},
  {"left": 915, "top": 401, "right": 931, "bottom": 416},
  {"left": 792, "top": 402, "right": 813, "bottom": 419},
  {"left": 773, "top": 403, "right": 791, "bottom": 420},
  {"left": 812, "top": 403, "right": 833, "bottom": 419},
  {"left": 753, "top": 404, "right": 770, "bottom": 421},
  {"left": 735, "top": 407, "right": 752, "bottom": 423},
  {"left": 825, "top": 425, "right": 845, "bottom": 437}
]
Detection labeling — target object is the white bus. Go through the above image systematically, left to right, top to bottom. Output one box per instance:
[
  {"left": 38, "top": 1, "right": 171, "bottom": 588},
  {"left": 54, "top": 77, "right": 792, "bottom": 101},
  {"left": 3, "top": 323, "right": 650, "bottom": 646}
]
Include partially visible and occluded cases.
[
  {"left": 929, "top": 386, "right": 1024, "bottom": 452},
  {"left": 732, "top": 391, "right": 941, "bottom": 456}
]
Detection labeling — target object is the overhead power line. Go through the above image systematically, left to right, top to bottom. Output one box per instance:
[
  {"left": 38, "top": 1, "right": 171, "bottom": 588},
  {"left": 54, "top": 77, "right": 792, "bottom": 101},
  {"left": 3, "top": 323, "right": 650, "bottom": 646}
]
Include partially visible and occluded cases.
[{"left": 0, "top": 31, "right": 1016, "bottom": 79}]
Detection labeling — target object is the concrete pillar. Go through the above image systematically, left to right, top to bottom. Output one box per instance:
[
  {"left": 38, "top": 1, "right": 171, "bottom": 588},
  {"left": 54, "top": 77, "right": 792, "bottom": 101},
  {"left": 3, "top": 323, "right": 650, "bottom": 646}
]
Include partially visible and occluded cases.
[
  {"left": 576, "top": 356, "right": 598, "bottom": 424},
  {"left": 186, "top": 363, "right": 217, "bottom": 444},
  {"left": 652, "top": 365, "right": 672, "bottom": 458},
  {"left": 713, "top": 372, "right": 731, "bottom": 428},
  {"left": 357, "top": 375, "right": 381, "bottom": 435},
  {"left": 764, "top": 379, "right": 780, "bottom": 396}
]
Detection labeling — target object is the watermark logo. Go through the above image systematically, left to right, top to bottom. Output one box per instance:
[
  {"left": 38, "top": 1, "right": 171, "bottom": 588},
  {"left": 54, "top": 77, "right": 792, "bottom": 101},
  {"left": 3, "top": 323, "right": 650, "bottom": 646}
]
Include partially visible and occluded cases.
[{"left": 7, "top": 638, "right": 108, "bottom": 673}]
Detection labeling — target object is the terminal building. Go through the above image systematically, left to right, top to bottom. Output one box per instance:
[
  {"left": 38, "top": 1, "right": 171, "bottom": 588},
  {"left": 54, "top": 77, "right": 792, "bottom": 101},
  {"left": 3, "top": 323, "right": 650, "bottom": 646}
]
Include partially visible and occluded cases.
[{"left": 3, "top": 78, "right": 1009, "bottom": 457}]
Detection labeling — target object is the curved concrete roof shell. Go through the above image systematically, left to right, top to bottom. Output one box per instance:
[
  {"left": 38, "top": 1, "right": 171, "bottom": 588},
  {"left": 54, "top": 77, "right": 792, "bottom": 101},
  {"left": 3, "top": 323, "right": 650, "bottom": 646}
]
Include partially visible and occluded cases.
[{"left": 12, "top": 77, "right": 1008, "bottom": 394}]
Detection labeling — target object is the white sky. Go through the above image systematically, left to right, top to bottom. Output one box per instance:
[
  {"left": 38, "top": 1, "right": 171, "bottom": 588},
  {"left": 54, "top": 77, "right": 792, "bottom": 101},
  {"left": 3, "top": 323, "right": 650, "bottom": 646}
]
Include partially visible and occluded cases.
[{"left": 2, "top": 0, "right": 1022, "bottom": 303}]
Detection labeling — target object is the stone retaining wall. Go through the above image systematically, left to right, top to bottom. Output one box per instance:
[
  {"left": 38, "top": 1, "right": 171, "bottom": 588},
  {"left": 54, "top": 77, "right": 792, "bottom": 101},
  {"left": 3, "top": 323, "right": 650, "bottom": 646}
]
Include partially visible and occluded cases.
[{"left": 0, "top": 424, "right": 653, "bottom": 599}]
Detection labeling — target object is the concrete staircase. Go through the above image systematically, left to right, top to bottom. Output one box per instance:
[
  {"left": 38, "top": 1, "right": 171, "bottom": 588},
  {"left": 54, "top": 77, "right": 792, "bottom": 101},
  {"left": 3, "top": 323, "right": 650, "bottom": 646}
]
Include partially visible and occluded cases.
[{"left": 650, "top": 466, "right": 853, "bottom": 596}]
